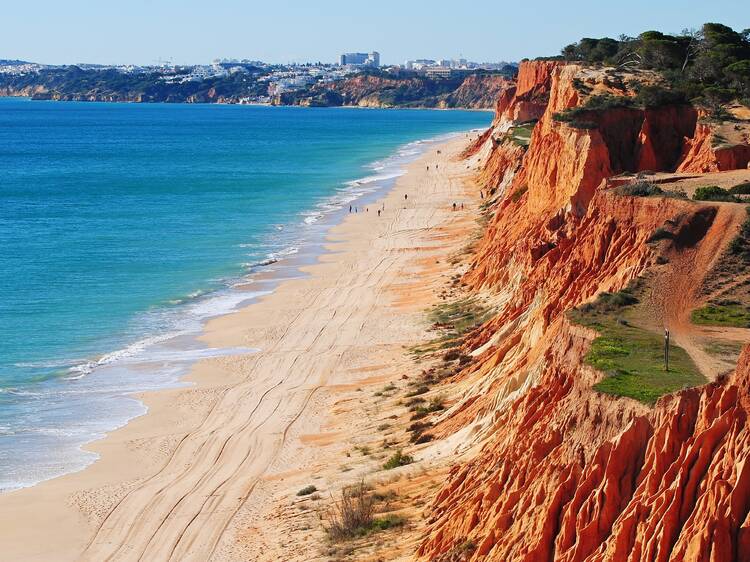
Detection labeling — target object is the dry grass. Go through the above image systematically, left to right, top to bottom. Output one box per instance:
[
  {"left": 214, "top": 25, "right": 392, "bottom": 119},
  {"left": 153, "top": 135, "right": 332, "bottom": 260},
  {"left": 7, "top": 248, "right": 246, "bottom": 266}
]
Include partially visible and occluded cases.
[{"left": 323, "top": 481, "right": 375, "bottom": 541}]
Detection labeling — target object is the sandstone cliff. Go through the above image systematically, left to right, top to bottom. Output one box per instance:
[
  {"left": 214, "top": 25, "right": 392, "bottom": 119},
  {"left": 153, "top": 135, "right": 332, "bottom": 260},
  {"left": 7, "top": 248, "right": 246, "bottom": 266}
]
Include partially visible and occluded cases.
[{"left": 415, "top": 61, "right": 750, "bottom": 561}]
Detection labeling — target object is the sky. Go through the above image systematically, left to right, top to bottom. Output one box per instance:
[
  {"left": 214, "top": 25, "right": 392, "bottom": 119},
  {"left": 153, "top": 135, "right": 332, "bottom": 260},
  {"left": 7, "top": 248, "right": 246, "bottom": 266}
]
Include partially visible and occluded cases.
[{"left": 2, "top": 0, "right": 748, "bottom": 66}]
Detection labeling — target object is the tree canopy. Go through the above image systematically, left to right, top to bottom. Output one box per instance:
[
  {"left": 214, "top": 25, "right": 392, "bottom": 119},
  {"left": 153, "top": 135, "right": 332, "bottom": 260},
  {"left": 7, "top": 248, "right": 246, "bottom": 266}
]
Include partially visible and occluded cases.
[{"left": 559, "top": 23, "right": 750, "bottom": 107}]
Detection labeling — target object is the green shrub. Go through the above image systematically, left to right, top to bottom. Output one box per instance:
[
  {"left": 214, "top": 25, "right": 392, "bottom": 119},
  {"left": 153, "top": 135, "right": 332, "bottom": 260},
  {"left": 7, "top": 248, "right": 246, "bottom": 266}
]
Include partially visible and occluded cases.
[
  {"left": 633, "top": 84, "right": 688, "bottom": 108},
  {"left": 580, "top": 93, "right": 635, "bottom": 110},
  {"left": 552, "top": 110, "right": 598, "bottom": 129},
  {"left": 614, "top": 181, "right": 663, "bottom": 197},
  {"left": 615, "top": 181, "right": 687, "bottom": 200},
  {"left": 729, "top": 182, "right": 750, "bottom": 195},
  {"left": 693, "top": 185, "right": 738, "bottom": 202},
  {"left": 383, "top": 450, "right": 414, "bottom": 470},
  {"left": 297, "top": 485, "right": 317, "bottom": 496}
]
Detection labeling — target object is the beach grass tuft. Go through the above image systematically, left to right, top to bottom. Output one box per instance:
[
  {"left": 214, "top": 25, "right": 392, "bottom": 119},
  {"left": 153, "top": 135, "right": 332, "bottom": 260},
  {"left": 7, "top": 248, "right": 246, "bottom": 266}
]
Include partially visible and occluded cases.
[{"left": 323, "top": 481, "right": 406, "bottom": 542}]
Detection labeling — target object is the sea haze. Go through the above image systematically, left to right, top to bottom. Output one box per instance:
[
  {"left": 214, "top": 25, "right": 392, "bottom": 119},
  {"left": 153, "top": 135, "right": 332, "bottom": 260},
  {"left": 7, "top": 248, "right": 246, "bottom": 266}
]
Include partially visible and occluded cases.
[{"left": 0, "top": 98, "right": 490, "bottom": 491}]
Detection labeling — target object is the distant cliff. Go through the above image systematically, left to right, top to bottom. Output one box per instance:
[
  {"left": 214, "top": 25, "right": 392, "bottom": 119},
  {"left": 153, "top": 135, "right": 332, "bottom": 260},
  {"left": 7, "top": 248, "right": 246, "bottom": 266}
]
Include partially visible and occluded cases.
[
  {"left": 0, "top": 66, "right": 513, "bottom": 109},
  {"left": 0, "top": 66, "right": 268, "bottom": 103},
  {"left": 273, "top": 73, "right": 513, "bottom": 109}
]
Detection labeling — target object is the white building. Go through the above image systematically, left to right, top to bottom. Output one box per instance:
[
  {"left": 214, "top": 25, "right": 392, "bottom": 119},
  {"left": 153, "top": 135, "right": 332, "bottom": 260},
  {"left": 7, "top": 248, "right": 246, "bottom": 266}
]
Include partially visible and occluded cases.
[{"left": 339, "top": 52, "right": 379, "bottom": 67}]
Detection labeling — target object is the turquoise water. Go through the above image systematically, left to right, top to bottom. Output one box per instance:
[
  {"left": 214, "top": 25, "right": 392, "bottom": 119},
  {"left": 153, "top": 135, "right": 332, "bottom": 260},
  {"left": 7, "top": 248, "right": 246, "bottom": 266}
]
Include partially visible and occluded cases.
[{"left": 0, "top": 97, "right": 490, "bottom": 490}]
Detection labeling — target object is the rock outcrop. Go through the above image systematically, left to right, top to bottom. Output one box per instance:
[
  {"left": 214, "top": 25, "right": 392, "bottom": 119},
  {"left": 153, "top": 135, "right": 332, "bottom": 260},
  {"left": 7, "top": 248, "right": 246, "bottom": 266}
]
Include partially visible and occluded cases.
[{"left": 678, "top": 123, "right": 750, "bottom": 173}]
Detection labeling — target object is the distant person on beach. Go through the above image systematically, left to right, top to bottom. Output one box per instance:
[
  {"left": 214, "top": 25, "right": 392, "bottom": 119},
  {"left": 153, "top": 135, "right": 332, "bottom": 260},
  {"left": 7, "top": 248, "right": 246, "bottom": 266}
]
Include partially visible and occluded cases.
[
  {"left": 436, "top": 163, "right": 438, "bottom": 169},
  {"left": 427, "top": 165, "right": 429, "bottom": 171},
  {"left": 480, "top": 191, "right": 484, "bottom": 199},
  {"left": 405, "top": 194, "right": 408, "bottom": 201},
  {"left": 452, "top": 202, "right": 456, "bottom": 211},
  {"left": 461, "top": 203, "right": 464, "bottom": 210},
  {"left": 349, "top": 205, "right": 352, "bottom": 213},
  {"left": 355, "top": 207, "right": 358, "bottom": 213},
  {"left": 377, "top": 209, "right": 381, "bottom": 217}
]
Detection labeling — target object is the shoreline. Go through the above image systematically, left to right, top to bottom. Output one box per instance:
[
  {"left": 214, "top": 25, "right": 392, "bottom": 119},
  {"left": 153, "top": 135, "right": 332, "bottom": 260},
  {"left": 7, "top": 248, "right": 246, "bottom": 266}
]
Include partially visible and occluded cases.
[
  {"left": 0, "top": 95, "right": 495, "bottom": 111},
  {"left": 0, "top": 127, "right": 478, "bottom": 494},
  {"left": 0, "top": 132, "right": 482, "bottom": 560}
]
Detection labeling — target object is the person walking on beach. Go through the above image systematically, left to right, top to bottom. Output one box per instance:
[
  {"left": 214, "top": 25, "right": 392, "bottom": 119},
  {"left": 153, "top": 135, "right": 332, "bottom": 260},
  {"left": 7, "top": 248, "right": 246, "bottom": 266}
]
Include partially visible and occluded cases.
[
  {"left": 405, "top": 194, "right": 408, "bottom": 201},
  {"left": 452, "top": 202, "right": 457, "bottom": 211},
  {"left": 461, "top": 203, "right": 464, "bottom": 210},
  {"left": 349, "top": 205, "right": 352, "bottom": 213},
  {"left": 377, "top": 209, "right": 381, "bottom": 217}
]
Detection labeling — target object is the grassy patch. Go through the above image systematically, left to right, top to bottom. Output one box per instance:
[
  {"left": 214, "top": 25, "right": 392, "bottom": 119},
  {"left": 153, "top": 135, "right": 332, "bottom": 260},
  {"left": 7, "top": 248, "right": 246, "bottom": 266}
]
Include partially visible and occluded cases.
[
  {"left": 503, "top": 121, "right": 536, "bottom": 147},
  {"left": 571, "top": 283, "right": 705, "bottom": 405},
  {"left": 412, "top": 297, "right": 492, "bottom": 357},
  {"left": 691, "top": 302, "right": 750, "bottom": 327},
  {"left": 703, "top": 339, "right": 745, "bottom": 359},
  {"left": 368, "top": 514, "right": 405, "bottom": 532}
]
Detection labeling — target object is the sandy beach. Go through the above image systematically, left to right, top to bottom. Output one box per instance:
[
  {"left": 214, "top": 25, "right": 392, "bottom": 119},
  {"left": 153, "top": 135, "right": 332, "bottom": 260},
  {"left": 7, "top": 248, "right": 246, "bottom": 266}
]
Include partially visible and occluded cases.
[{"left": 0, "top": 134, "right": 479, "bottom": 561}]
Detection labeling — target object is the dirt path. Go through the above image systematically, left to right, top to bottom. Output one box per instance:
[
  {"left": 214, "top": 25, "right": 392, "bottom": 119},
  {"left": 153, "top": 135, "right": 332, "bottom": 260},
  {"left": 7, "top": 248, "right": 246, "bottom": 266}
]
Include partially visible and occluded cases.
[{"left": 648, "top": 203, "right": 749, "bottom": 379}]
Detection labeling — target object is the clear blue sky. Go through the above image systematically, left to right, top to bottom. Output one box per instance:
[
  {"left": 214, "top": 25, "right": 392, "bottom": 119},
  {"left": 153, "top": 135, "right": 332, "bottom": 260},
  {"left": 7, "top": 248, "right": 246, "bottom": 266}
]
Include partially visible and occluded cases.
[{"left": 2, "top": 0, "right": 747, "bottom": 66}]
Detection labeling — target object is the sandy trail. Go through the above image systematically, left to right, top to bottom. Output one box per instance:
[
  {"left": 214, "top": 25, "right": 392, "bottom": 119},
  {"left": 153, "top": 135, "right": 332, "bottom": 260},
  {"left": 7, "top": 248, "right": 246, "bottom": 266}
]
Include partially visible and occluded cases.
[
  {"left": 0, "top": 135, "right": 478, "bottom": 561},
  {"left": 647, "top": 203, "right": 750, "bottom": 379}
]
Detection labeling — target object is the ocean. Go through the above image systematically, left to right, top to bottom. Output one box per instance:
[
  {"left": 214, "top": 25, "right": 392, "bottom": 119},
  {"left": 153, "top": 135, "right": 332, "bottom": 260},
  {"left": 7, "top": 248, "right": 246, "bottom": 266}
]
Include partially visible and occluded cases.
[{"left": 0, "top": 97, "right": 490, "bottom": 491}]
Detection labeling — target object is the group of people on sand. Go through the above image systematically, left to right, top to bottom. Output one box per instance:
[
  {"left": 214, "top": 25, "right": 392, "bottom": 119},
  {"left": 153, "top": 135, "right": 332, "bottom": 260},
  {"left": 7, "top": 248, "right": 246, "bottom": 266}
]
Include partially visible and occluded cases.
[
  {"left": 347, "top": 151, "right": 472, "bottom": 218},
  {"left": 349, "top": 201, "right": 387, "bottom": 216}
]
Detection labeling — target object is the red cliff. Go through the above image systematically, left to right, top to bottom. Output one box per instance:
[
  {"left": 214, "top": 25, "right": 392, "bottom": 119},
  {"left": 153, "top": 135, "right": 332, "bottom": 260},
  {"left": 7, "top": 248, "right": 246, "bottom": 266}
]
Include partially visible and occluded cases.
[{"left": 414, "top": 62, "right": 750, "bottom": 562}]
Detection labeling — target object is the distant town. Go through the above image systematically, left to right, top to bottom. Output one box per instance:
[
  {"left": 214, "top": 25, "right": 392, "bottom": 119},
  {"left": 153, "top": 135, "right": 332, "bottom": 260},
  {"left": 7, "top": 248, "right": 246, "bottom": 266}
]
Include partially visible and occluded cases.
[{"left": 0, "top": 52, "right": 517, "bottom": 105}]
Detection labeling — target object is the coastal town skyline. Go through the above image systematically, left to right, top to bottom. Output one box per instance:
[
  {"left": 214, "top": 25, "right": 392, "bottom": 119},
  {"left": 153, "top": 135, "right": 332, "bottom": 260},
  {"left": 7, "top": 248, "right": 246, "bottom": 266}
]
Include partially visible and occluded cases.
[{"left": 2, "top": 0, "right": 746, "bottom": 66}]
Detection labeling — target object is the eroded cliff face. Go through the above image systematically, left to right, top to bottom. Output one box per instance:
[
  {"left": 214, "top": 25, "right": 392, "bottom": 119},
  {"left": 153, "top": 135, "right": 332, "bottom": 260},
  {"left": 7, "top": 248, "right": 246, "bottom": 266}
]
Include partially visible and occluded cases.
[
  {"left": 416, "top": 61, "right": 750, "bottom": 561},
  {"left": 678, "top": 122, "right": 750, "bottom": 173}
]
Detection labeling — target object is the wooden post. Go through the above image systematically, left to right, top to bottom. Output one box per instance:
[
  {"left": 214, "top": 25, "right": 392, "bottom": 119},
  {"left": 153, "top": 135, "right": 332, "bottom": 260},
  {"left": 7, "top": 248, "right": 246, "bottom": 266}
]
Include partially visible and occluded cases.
[{"left": 664, "top": 328, "right": 670, "bottom": 371}]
